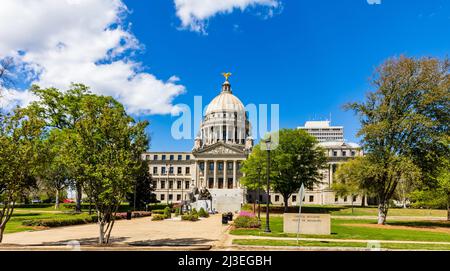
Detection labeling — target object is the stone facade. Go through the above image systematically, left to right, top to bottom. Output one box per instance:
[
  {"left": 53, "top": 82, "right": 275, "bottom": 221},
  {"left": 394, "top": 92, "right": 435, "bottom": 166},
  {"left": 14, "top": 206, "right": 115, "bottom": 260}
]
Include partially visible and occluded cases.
[{"left": 143, "top": 77, "right": 365, "bottom": 210}]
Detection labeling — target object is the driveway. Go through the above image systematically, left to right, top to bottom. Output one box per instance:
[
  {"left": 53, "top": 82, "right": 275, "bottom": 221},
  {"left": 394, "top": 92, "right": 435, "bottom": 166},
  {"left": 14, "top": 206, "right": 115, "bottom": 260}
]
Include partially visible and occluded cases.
[{"left": 2, "top": 214, "right": 229, "bottom": 247}]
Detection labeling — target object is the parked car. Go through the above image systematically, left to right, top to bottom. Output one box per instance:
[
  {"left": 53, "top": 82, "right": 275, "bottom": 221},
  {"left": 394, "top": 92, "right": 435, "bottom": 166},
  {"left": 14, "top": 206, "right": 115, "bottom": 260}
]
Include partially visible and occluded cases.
[{"left": 63, "top": 199, "right": 75, "bottom": 203}]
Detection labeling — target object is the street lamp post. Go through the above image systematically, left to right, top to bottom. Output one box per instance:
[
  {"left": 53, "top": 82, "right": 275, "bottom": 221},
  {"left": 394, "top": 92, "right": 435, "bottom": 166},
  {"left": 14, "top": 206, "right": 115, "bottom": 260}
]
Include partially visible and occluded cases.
[{"left": 264, "top": 136, "right": 272, "bottom": 233}]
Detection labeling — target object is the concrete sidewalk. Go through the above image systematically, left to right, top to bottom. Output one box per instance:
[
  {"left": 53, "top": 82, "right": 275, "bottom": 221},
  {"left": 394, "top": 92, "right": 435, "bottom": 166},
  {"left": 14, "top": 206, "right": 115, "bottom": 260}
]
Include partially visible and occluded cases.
[{"left": 2, "top": 214, "right": 228, "bottom": 247}]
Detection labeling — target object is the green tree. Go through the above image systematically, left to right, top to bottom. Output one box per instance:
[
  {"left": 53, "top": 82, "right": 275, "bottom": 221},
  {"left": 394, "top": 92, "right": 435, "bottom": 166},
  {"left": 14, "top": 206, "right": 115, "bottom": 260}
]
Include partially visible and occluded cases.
[
  {"left": 346, "top": 56, "right": 449, "bottom": 224},
  {"left": 28, "top": 84, "right": 90, "bottom": 212},
  {"left": 74, "top": 94, "right": 149, "bottom": 244},
  {"left": 0, "top": 109, "right": 45, "bottom": 242},
  {"left": 241, "top": 129, "right": 328, "bottom": 212},
  {"left": 39, "top": 130, "right": 75, "bottom": 209},
  {"left": 332, "top": 157, "right": 372, "bottom": 213},
  {"left": 410, "top": 157, "right": 450, "bottom": 220},
  {"left": 126, "top": 160, "right": 154, "bottom": 211}
]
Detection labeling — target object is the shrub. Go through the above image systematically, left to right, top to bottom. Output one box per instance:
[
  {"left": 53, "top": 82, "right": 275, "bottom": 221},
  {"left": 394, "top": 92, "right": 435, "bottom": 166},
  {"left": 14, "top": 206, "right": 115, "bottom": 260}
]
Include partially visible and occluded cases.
[
  {"left": 147, "top": 203, "right": 173, "bottom": 211},
  {"left": 241, "top": 204, "right": 253, "bottom": 211},
  {"left": 164, "top": 207, "right": 171, "bottom": 219},
  {"left": 175, "top": 208, "right": 181, "bottom": 217},
  {"left": 191, "top": 208, "right": 198, "bottom": 215},
  {"left": 198, "top": 208, "right": 209, "bottom": 218},
  {"left": 152, "top": 209, "right": 165, "bottom": 215},
  {"left": 238, "top": 211, "right": 255, "bottom": 217},
  {"left": 151, "top": 214, "right": 166, "bottom": 221},
  {"left": 181, "top": 214, "right": 199, "bottom": 221},
  {"left": 234, "top": 215, "right": 260, "bottom": 228},
  {"left": 22, "top": 216, "right": 97, "bottom": 227}
]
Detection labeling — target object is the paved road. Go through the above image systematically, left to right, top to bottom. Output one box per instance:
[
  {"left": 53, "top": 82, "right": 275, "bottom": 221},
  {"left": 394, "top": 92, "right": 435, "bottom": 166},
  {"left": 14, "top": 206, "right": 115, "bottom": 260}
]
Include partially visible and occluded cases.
[{"left": 3, "top": 214, "right": 229, "bottom": 247}]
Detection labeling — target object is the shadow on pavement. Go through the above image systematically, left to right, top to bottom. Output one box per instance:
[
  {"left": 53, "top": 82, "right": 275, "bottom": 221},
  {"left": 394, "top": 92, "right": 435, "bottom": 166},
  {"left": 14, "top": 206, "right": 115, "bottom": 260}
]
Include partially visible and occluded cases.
[{"left": 128, "top": 238, "right": 216, "bottom": 247}]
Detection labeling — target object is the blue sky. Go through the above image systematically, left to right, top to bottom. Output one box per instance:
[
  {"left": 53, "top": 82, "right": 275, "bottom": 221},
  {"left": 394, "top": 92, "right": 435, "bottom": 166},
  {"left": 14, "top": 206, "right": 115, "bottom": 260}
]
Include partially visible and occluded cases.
[
  {"left": 1, "top": 0, "right": 449, "bottom": 151},
  {"left": 123, "top": 0, "right": 449, "bottom": 151}
]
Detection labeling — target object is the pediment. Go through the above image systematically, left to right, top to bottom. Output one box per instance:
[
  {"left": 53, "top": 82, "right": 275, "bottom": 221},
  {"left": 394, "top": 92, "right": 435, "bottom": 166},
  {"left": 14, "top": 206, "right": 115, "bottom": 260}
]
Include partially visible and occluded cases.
[{"left": 194, "top": 142, "right": 244, "bottom": 156}]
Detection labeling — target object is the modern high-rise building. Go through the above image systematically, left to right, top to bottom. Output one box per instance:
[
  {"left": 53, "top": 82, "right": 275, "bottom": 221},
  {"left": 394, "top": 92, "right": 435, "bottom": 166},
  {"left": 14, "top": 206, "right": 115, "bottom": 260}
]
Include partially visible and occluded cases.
[{"left": 298, "top": 121, "right": 344, "bottom": 142}]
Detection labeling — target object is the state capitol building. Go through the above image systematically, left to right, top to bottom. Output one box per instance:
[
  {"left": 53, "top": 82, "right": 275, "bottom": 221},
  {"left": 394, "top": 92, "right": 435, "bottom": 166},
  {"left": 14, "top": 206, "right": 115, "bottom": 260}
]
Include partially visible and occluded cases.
[{"left": 142, "top": 75, "right": 364, "bottom": 212}]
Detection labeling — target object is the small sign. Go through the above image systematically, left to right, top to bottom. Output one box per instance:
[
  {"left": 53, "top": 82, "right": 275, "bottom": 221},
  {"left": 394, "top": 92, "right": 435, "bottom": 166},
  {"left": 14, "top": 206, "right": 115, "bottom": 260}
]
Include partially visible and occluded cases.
[{"left": 283, "top": 213, "right": 331, "bottom": 235}]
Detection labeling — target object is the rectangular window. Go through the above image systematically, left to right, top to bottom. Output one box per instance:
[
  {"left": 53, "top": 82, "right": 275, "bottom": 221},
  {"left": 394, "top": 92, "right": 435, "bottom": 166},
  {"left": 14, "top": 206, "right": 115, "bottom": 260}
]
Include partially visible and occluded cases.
[
  {"left": 333, "top": 151, "right": 337, "bottom": 157},
  {"left": 342, "top": 151, "right": 347, "bottom": 157},
  {"left": 351, "top": 151, "right": 356, "bottom": 156},
  {"left": 146, "top": 155, "right": 150, "bottom": 160},
  {"left": 153, "top": 155, "right": 158, "bottom": 160},
  {"left": 162, "top": 155, "right": 166, "bottom": 161},
  {"left": 170, "top": 155, "right": 174, "bottom": 161},
  {"left": 178, "top": 155, "right": 182, "bottom": 161},
  {"left": 186, "top": 155, "right": 190, "bottom": 160},
  {"left": 200, "top": 162, "right": 204, "bottom": 170},
  {"left": 209, "top": 162, "right": 214, "bottom": 170},
  {"left": 218, "top": 162, "right": 223, "bottom": 171},
  {"left": 227, "top": 162, "right": 233, "bottom": 170},
  {"left": 153, "top": 167, "right": 158, "bottom": 174},
  {"left": 161, "top": 167, "right": 166, "bottom": 174},
  {"left": 169, "top": 167, "right": 174, "bottom": 174},
  {"left": 177, "top": 167, "right": 182, "bottom": 174},
  {"left": 185, "top": 167, "right": 190, "bottom": 174},
  {"left": 218, "top": 178, "right": 223, "bottom": 189},
  {"left": 160, "top": 180, "right": 165, "bottom": 189},
  {"left": 152, "top": 181, "right": 157, "bottom": 188},
  {"left": 169, "top": 181, "right": 173, "bottom": 189},
  {"left": 177, "top": 181, "right": 181, "bottom": 189},
  {"left": 185, "top": 181, "right": 190, "bottom": 189},
  {"left": 160, "top": 194, "right": 165, "bottom": 201},
  {"left": 168, "top": 194, "right": 173, "bottom": 200},
  {"left": 177, "top": 194, "right": 181, "bottom": 201},
  {"left": 275, "top": 195, "right": 280, "bottom": 202},
  {"left": 292, "top": 195, "right": 297, "bottom": 202},
  {"left": 309, "top": 195, "right": 314, "bottom": 202},
  {"left": 353, "top": 195, "right": 357, "bottom": 202},
  {"left": 335, "top": 196, "right": 339, "bottom": 202},
  {"left": 344, "top": 196, "right": 348, "bottom": 202}
]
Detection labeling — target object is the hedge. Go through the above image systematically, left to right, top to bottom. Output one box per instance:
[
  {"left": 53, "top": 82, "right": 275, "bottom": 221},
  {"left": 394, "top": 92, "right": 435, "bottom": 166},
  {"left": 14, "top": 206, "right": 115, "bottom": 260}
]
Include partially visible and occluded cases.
[{"left": 21, "top": 211, "right": 152, "bottom": 228}]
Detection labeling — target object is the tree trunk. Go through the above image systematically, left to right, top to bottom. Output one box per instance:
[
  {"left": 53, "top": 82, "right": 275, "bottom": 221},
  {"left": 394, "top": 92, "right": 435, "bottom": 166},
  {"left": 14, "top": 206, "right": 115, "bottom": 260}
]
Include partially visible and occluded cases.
[
  {"left": 75, "top": 183, "right": 82, "bottom": 213},
  {"left": 55, "top": 189, "right": 60, "bottom": 209},
  {"left": 361, "top": 195, "right": 366, "bottom": 207},
  {"left": 283, "top": 196, "right": 289, "bottom": 213},
  {"left": 447, "top": 198, "right": 450, "bottom": 222},
  {"left": 351, "top": 199, "right": 354, "bottom": 215},
  {"left": 377, "top": 203, "right": 388, "bottom": 225},
  {"left": 98, "top": 221, "right": 104, "bottom": 245},
  {"left": 0, "top": 225, "right": 5, "bottom": 243}
]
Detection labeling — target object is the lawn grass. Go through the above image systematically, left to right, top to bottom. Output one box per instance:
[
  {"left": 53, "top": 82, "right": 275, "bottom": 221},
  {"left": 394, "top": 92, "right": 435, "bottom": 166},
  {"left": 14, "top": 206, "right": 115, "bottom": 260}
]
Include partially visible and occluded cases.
[
  {"left": 329, "top": 207, "right": 446, "bottom": 217},
  {"left": 4, "top": 210, "right": 94, "bottom": 234},
  {"left": 230, "top": 216, "right": 450, "bottom": 242},
  {"left": 232, "top": 239, "right": 450, "bottom": 250}
]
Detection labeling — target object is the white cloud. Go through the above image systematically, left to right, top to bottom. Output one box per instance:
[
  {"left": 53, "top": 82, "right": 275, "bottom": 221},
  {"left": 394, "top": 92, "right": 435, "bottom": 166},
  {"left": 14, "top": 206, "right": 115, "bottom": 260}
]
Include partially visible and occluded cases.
[
  {"left": 0, "top": 0, "right": 185, "bottom": 115},
  {"left": 174, "top": 0, "right": 281, "bottom": 33}
]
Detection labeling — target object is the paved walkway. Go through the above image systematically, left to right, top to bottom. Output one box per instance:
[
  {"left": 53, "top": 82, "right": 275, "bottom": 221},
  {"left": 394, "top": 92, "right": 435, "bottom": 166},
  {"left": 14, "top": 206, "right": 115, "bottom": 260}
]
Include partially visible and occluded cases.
[{"left": 3, "top": 215, "right": 228, "bottom": 247}]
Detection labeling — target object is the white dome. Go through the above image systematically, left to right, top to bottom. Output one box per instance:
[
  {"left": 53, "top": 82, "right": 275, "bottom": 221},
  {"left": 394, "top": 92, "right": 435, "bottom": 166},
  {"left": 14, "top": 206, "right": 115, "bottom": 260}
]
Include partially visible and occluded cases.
[{"left": 205, "top": 91, "right": 245, "bottom": 115}]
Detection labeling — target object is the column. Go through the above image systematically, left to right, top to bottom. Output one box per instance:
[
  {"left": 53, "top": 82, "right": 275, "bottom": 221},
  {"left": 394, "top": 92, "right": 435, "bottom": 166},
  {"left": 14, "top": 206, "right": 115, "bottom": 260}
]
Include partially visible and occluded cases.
[
  {"left": 226, "top": 125, "right": 229, "bottom": 143},
  {"left": 194, "top": 160, "right": 198, "bottom": 187},
  {"left": 204, "top": 160, "right": 208, "bottom": 188},
  {"left": 213, "top": 160, "right": 217, "bottom": 188},
  {"left": 223, "top": 160, "right": 227, "bottom": 189},
  {"left": 233, "top": 160, "right": 237, "bottom": 188},
  {"left": 329, "top": 163, "right": 333, "bottom": 187}
]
